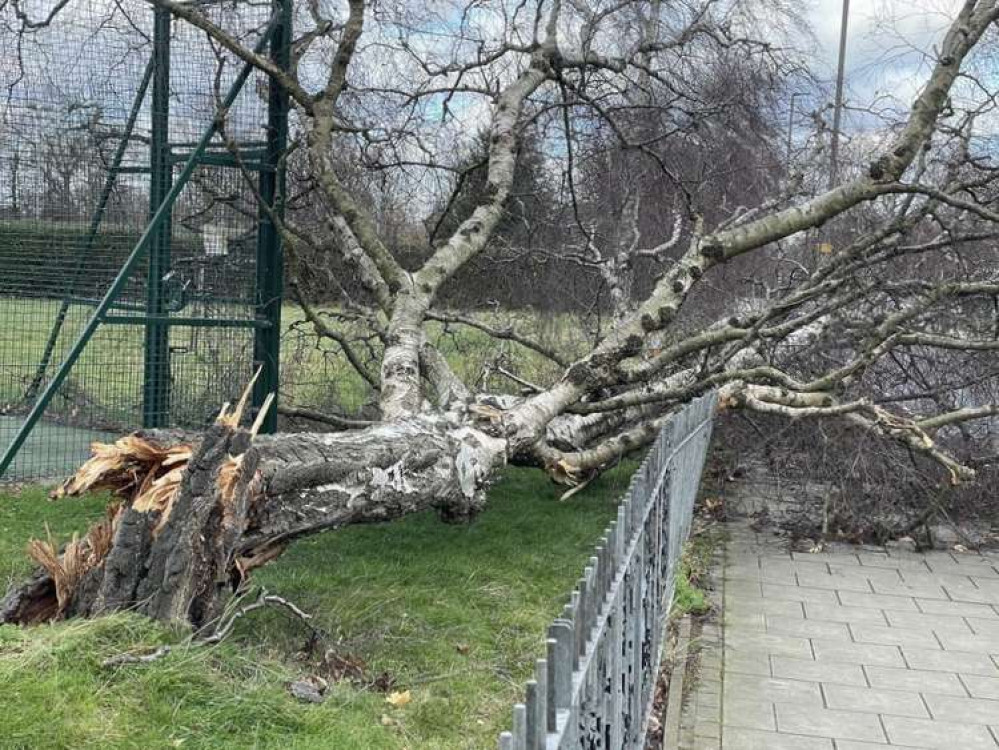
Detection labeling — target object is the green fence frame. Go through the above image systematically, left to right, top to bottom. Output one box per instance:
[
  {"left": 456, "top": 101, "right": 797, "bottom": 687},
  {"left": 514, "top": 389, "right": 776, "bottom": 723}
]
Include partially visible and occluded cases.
[{"left": 0, "top": 0, "right": 291, "bottom": 478}]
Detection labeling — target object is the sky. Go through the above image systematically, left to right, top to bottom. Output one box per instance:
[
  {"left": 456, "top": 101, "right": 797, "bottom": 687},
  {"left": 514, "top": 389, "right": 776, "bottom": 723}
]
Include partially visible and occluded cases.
[{"left": 802, "top": 0, "right": 966, "bottom": 117}]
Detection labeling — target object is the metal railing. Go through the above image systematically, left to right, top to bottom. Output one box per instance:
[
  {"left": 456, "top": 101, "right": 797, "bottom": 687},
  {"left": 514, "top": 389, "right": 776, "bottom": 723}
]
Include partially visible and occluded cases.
[{"left": 499, "top": 391, "right": 718, "bottom": 749}]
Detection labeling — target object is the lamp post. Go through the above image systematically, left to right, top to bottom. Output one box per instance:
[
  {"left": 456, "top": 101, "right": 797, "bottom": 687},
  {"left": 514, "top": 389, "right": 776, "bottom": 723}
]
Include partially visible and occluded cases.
[{"left": 829, "top": 0, "right": 850, "bottom": 189}]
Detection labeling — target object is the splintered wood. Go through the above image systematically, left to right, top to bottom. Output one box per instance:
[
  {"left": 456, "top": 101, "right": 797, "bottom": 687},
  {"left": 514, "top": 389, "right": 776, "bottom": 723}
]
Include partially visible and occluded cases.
[
  {"left": 51, "top": 368, "right": 272, "bottom": 532},
  {"left": 8, "top": 372, "right": 274, "bottom": 625},
  {"left": 52, "top": 436, "right": 192, "bottom": 501},
  {"left": 26, "top": 506, "right": 119, "bottom": 615}
]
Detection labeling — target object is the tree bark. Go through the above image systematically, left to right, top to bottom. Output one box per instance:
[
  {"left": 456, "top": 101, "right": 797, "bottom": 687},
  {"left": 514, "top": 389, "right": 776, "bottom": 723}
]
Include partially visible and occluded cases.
[{"left": 1, "top": 419, "right": 505, "bottom": 629}]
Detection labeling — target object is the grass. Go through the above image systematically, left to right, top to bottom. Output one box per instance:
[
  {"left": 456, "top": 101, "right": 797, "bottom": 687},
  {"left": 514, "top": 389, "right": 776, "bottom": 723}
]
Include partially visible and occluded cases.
[
  {"left": 0, "top": 462, "right": 635, "bottom": 750},
  {"left": 671, "top": 525, "right": 725, "bottom": 618}
]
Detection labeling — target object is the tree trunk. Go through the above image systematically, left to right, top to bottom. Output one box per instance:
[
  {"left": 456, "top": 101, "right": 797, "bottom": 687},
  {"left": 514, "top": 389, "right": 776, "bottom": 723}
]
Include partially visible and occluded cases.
[{"left": 0, "top": 418, "right": 505, "bottom": 629}]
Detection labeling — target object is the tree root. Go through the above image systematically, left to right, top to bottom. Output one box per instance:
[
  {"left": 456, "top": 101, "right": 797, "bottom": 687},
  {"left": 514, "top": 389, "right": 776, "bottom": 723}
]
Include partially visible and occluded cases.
[{"left": 3, "top": 379, "right": 269, "bottom": 627}]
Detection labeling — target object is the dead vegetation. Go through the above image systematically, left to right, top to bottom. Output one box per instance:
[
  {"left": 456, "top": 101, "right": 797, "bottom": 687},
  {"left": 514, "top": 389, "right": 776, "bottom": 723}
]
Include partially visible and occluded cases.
[{"left": 707, "top": 412, "right": 999, "bottom": 548}]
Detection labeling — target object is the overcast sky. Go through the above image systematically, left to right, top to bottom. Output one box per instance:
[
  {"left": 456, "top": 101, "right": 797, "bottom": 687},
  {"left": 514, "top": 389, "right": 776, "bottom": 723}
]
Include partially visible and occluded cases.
[{"left": 802, "top": 0, "right": 965, "bottom": 118}]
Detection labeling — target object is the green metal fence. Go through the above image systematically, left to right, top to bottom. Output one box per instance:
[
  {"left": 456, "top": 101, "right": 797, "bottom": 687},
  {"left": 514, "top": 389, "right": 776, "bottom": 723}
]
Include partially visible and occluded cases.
[{"left": 0, "top": 0, "right": 290, "bottom": 482}]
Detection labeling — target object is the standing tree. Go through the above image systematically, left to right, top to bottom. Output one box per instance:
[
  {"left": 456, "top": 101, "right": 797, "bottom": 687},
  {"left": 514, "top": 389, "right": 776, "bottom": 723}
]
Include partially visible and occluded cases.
[{"left": 5, "top": 0, "right": 999, "bottom": 628}]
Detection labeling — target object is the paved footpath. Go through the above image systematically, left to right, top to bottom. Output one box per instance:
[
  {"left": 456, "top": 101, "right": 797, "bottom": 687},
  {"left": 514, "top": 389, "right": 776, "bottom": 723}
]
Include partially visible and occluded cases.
[{"left": 681, "top": 522, "right": 999, "bottom": 750}]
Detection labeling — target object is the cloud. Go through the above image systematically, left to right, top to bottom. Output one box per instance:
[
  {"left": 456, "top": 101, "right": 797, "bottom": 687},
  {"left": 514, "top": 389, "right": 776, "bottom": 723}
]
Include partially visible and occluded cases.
[
  {"left": 800, "top": 0, "right": 967, "bottom": 137},
  {"left": 805, "top": 1, "right": 963, "bottom": 99}
]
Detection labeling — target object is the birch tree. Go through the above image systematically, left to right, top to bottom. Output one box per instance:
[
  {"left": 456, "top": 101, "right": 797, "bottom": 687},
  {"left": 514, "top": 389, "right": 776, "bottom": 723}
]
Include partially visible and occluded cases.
[{"left": 5, "top": 0, "right": 999, "bottom": 628}]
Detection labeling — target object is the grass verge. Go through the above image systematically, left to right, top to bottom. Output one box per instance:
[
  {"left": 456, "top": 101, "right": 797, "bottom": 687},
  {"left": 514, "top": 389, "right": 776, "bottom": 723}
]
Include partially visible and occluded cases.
[
  {"left": 0, "top": 463, "right": 633, "bottom": 750},
  {"left": 671, "top": 524, "right": 726, "bottom": 619}
]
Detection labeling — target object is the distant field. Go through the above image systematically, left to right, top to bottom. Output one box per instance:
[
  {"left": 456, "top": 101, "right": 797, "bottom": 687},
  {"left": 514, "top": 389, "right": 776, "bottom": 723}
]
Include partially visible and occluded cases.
[{"left": 0, "top": 294, "right": 587, "bottom": 480}]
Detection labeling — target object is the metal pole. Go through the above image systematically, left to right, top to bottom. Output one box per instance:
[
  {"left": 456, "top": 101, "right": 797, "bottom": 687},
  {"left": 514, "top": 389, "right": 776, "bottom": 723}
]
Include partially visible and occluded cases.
[
  {"left": 252, "top": 0, "right": 291, "bottom": 433},
  {"left": 829, "top": 0, "right": 850, "bottom": 189},
  {"left": 144, "top": 6, "right": 174, "bottom": 428}
]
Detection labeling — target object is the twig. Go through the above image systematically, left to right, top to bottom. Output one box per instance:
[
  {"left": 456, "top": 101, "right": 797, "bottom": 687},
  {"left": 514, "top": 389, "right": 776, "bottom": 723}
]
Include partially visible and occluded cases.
[
  {"left": 427, "top": 310, "right": 569, "bottom": 367},
  {"left": 490, "top": 364, "right": 543, "bottom": 394},
  {"left": 250, "top": 393, "right": 275, "bottom": 437},
  {"left": 277, "top": 405, "right": 375, "bottom": 429},
  {"left": 559, "top": 474, "right": 595, "bottom": 502},
  {"left": 201, "top": 587, "right": 321, "bottom": 645},
  {"left": 102, "top": 588, "right": 321, "bottom": 667},
  {"left": 102, "top": 645, "right": 172, "bottom": 667}
]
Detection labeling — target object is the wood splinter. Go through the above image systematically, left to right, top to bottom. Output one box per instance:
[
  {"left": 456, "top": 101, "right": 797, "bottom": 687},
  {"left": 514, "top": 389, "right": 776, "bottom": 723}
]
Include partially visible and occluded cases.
[{"left": 2, "top": 372, "right": 274, "bottom": 629}]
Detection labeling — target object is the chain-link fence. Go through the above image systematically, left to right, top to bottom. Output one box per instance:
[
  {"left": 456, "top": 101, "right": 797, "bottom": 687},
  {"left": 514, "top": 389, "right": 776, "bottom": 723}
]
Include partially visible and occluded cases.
[{"left": 0, "top": 0, "right": 288, "bottom": 482}]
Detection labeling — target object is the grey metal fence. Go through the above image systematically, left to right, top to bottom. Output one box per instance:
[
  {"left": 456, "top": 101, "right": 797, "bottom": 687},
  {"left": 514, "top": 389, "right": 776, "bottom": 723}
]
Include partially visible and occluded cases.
[{"left": 499, "top": 391, "right": 718, "bottom": 750}]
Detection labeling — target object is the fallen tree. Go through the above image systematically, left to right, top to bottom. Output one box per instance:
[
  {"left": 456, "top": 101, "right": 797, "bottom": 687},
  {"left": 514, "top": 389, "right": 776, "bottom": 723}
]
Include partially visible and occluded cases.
[{"left": 5, "top": 0, "right": 999, "bottom": 628}]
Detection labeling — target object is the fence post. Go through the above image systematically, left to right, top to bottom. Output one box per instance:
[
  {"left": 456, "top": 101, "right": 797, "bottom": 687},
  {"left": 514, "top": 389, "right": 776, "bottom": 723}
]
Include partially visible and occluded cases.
[
  {"left": 252, "top": 0, "right": 292, "bottom": 433},
  {"left": 143, "top": 3, "right": 173, "bottom": 429},
  {"left": 550, "top": 620, "right": 574, "bottom": 714},
  {"left": 546, "top": 638, "right": 559, "bottom": 732},
  {"left": 533, "top": 660, "right": 548, "bottom": 750},
  {"left": 513, "top": 703, "right": 527, "bottom": 750}
]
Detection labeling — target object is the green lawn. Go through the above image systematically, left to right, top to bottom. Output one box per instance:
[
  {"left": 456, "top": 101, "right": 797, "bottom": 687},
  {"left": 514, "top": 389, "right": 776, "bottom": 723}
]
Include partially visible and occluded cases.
[{"left": 0, "top": 463, "right": 633, "bottom": 750}]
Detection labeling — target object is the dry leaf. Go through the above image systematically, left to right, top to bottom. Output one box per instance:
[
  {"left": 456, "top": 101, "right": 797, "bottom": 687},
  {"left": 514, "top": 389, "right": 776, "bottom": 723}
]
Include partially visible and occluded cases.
[
  {"left": 385, "top": 690, "right": 412, "bottom": 708},
  {"left": 380, "top": 715, "right": 396, "bottom": 726}
]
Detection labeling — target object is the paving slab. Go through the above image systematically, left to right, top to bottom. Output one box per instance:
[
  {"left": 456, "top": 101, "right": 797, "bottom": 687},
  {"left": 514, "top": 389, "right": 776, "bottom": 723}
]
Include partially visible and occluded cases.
[
  {"left": 708, "top": 520, "right": 999, "bottom": 749},
  {"left": 871, "top": 579, "right": 948, "bottom": 599},
  {"left": 761, "top": 583, "right": 838, "bottom": 604},
  {"left": 837, "top": 590, "right": 919, "bottom": 611},
  {"left": 915, "top": 598, "right": 996, "bottom": 617},
  {"left": 803, "top": 601, "right": 889, "bottom": 626},
  {"left": 885, "top": 609, "right": 973, "bottom": 634},
  {"left": 765, "top": 614, "right": 851, "bottom": 641},
  {"left": 966, "top": 616, "right": 999, "bottom": 635},
  {"left": 848, "top": 622, "right": 941, "bottom": 649},
  {"left": 810, "top": 638, "right": 905, "bottom": 667},
  {"left": 902, "top": 645, "right": 999, "bottom": 676},
  {"left": 771, "top": 655, "right": 866, "bottom": 686},
  {"left": 864, "top": 665, "right": 967, "bottom": 695},
  {"left": 723, "top": 674, "right": 823, "bottom": 704},
  {"left": 962, "top": 674, "right": 999, "bottom": 699},
  {"left": 822, "top": 683, "right": 928, "bottom": 717},
  {"left": 923, "top": 693, "right": 999, "bottom": 725},
  {"left": 775, "top": 703, "right": 886, "bottom": 742},
  {"left": 882, "top": 715, "right": 999, "bottom": 749},
  {"left": 722, "top": 727, "right": 833, "bottom": 749}
]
